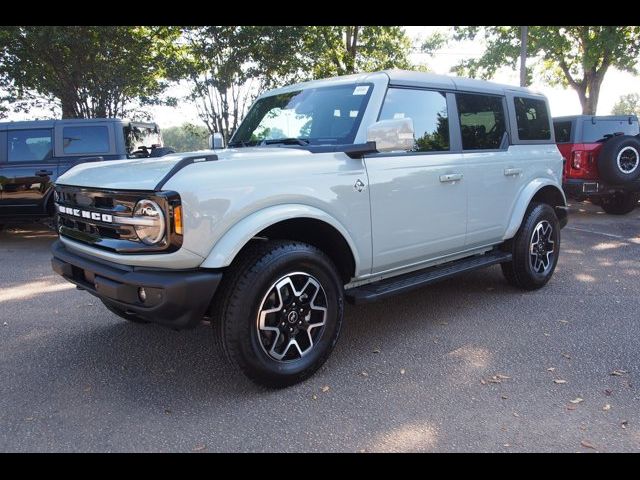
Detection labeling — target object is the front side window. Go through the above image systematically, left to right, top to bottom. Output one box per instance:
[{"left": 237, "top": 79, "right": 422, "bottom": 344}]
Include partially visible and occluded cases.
[
  {"left": 230, "top": 83, "right": 373, "bottom": 147},
  {"left": 378, "top": 88, "right": 449, "bottom": 152},
  {"left": 457, "top": 93, "right": 506, "bottom": 150},
  {"left": 514, "top": 97, "right": 551, "bottom": 140},
  {"left": 125, "top": 124, "right": 162, "bottom": 156},
  {"left": 63, "top": 126, "right": 110, "bottom": 154},
  {"left": 8, "top": 129, "right": 53, "bottom": 162}
]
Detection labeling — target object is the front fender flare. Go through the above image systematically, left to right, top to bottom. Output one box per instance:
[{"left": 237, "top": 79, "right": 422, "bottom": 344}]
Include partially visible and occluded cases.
[
  {"left": 504, "top": 179, "right": 567, "bottom": 240},
  {"left": 200, "top": 204, "right": 362, "bottom": 273}
]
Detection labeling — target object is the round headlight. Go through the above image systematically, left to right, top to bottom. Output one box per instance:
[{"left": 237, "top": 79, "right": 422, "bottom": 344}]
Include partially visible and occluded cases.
[{"left": 133, "top": 199, "right": 165, "bottom": 245}]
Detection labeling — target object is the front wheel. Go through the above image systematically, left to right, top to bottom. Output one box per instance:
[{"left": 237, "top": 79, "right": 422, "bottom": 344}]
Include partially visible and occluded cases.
[
  {"left": 600, "top": 192, "right": 638, "bottom": 215},
  {"left": 501, "top": 203, "right": 560, "bottom": 290},
  {"left": 211, "top": 240, "right": 344, "bottom": 388}
]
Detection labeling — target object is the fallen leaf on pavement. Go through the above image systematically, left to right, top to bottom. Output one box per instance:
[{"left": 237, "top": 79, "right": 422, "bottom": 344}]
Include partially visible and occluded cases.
[
  {"left": 558, "top": 320, "right": 569, "bottom": 324},
  {"left": 439, "top": 321, "right": 448, "bottom": 326},
  {"left": 544, "top": 333, "right": 550, "bottom": 337},
  {"left": 373, "top": 348, "right": 380, "bottom": 354},
  {"left": 561, "top": 353, "right": 572, "bottom": 359},
  {"left": 547, "top": 367, "right": 556, "bottom": 372},
  {"left": 400, "top": 369, "right": 406, "bottom": 375},
  {"left": 611, "top": 370, "right": 627, "bottom": 376},
  {"left": 361, "top": 371, "right": 368, "bottom": 377},
  {"left": 496, "top": 374, "right": 511, "bottom": 380},
  {"left": 480, "top": 379, "right": 487, "bottom": 385},
  {"left": 554, "top": 379, "right": 567, "bottom": 384},
  {"left": 321, "top": 386, "right": 330, "bottom": 393},
  {"left": 604, "top": 389, "right": 613, "bottom": 396},
  {"left": 312, "top": 394, "right": 318, "bottom": 400},
  {"left": 501, "top": 395, "right": 508, "bottom": 400},
  {"left": 569, "top": 398, "right": 584, "bottom": 404},
  {"left": 602, "top": 404, "right": 611, "bottom": 411},
  {"left": 566, "top": 405, "right": 576, "bottom": 411},
  {"left": 164, "top": 409, "right": 171, "bottom": 414},
  {"left": 513, "top": 412, "right": 520, "bottom": 417},
  {"left": 25, "top": 417, "right": 34, "bottom": 421},
  {"left": 621, "top": 421, "right": 628, "bottom": 429},
  {"left": 580, "top": 440, "right": 595, "bottom": 450},
  {"left": 503, "top": 443, "right": 510, "bottom": 447},
  {"left": 192, "top": 444, "right": 206, "bottom": 452}
]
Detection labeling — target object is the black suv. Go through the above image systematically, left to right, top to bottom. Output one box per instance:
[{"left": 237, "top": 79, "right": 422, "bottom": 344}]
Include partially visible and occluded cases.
[{"left": 0, "top": 118, "right": 174, "bottom": 228}]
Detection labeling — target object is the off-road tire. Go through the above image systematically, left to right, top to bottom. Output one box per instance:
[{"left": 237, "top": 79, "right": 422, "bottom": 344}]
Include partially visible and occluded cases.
[
  {"left": 597, "top": 135, "right": 640, "bottom": 184},
  {"left": 600, "top": 192, "right": 639, "bottom": 215},
  {"left": 501, "top": 203, "right": 560, "bottom": 290},
  {"left": 211, "top": 240, "right": 344, "bottom": 388},
  {"left": 101, "top": 299, "right": 150, "bottom": 324}
]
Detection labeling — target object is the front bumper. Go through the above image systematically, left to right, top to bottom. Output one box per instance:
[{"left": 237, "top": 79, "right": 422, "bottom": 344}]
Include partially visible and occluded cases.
[{"left": 51, "top": 240, "right": 222, "bottom": 329}]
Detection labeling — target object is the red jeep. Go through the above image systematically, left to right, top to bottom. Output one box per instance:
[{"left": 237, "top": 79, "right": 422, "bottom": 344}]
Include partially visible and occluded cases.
[{"left": 554, "top": 115, "right": 640, "bottom": 214}]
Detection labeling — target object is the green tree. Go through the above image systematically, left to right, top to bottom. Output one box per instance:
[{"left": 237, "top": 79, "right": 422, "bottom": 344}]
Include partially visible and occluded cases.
[
  {"left": 0, "top": 26, "right": 182, "bottom": 118},
  {"left": 180, "top": 26, "right": 415, "bottom": 142},
  {"left": 304, "top": 26, "right": 413, "bottom": 78},
  {"left": 452, "top": 26, "right": 640, "bottom": 115},
  {"left": 611, "top": 93, "right": 640, "bottom": 116},
  {"left": 162, "top": 123, "right": 209, "bottom": 152}
]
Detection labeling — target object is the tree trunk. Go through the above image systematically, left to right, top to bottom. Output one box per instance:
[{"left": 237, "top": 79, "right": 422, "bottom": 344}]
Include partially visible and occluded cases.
[
  {"left": 575, "top": 73, "right": 605, "bottom": 115},
  {"left": 60, "top": 97, "right": 79, "bottom": 118}
]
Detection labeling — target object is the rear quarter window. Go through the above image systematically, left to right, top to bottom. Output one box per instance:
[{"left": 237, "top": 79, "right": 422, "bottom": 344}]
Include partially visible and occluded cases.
[
  {"left": 513, "top": 97, "right": 551, "bottom": 141},
  {"left": 554, "top": 121, "right": 572, "bottom": 143},
  {"left": 63, "top": 126, "right": 110, "bottom": 154}
]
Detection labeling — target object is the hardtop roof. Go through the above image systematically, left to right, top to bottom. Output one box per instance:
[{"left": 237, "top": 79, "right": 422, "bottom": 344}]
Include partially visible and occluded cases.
[{"left": 0, "top": 118, "right": 159, "bottom": 131}]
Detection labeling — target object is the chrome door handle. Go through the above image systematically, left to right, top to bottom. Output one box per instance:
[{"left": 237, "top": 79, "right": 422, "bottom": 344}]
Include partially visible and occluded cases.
[
  {"left": 504, "top": 168, "right": 523, "bottom": 176},
  {"left": 439, "top": 173, "right": 463, "bottom": 183}
]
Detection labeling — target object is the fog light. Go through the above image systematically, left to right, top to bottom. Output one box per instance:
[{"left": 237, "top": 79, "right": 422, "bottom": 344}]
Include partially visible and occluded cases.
[{"left": 138, "top": 287, "right": 147, "bottom": 302}]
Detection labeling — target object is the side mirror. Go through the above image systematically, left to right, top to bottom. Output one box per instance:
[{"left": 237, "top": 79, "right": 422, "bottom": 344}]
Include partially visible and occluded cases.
[
  {"left": 366, "top": 118, "right": 415, "bottom": 152},
  {"left": 208, "top": 132, "right": 225, "bottom": 150}
]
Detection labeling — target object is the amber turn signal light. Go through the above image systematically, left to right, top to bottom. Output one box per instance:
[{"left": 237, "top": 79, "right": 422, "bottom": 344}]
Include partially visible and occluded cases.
[{"left": 173, "top": 205, "right": 183, "bottom": 235}]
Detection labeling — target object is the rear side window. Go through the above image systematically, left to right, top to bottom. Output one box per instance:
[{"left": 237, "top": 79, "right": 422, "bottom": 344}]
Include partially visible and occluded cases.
[
  {"left": 378, "top": 88, "right": 449, "bottom": 152},
  {"left": 456, "top": 93, "right": 506, "bottom": 150},
  {"left": 514, "top": 97, "right": 551, "bottom": 140},
  {"left": 582, "top": 120, "right": 639, "bottom": 143},
  {"left": 554, "top": 121, "right": 572, "bottom": 143},
  {"left": 63, "top": 126, "right": 109, "bottom": 154},
  {"left": 8, "top": 129, "right": 53, "bottom": 162}
]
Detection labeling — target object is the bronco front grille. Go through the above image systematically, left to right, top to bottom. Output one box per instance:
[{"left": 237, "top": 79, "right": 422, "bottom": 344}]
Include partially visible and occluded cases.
[{"left": 54, "top": 185, "right": 183, "bottom": 254}]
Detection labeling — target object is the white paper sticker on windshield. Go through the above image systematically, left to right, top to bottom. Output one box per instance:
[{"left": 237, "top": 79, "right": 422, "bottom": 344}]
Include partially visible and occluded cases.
[
  {"left": 353, "top": 85, "right": 369, "bottom": 95},
  {"left": 393, "top": 113, "right": 405, "bottom": 119}
]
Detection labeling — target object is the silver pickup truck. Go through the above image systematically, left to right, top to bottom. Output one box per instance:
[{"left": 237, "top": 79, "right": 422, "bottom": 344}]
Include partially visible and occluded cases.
[{"left": 51, "top": 70, "right": 568, "bottom": 387}]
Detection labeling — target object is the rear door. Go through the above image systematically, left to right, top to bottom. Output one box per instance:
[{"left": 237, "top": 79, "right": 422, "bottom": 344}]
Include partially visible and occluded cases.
[
  {"left": 460, "top": 92, "right": 519, "bottom": 247},
  {"left": 0, "top": 127, "right": 56, "bottom": 215}
]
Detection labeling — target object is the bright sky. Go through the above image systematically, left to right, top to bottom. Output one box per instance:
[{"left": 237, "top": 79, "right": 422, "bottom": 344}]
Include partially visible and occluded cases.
[{"left": 5, "top": 26, "right": 640, "bottom": 128}]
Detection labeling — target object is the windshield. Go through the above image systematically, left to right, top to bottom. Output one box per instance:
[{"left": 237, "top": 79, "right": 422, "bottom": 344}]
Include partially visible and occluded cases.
[{"left": 229, "top": 83, "right": 373, "bottom": 147}]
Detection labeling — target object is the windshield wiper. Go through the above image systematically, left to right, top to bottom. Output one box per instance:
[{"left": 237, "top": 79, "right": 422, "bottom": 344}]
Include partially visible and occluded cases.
[{"left": 261, "top": 138, "right": 310, "bottom": 146}]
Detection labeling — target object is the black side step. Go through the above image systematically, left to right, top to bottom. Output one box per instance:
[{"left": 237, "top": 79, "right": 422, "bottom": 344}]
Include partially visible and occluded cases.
[{"left": 345, "top": 250, "right": 512, "bottom": 304}]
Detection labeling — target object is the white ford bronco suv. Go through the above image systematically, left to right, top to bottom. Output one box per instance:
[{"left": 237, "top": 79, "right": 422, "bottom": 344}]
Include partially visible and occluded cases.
[{"left": 51, "top": 70, "right": 568, "bottom": 387}]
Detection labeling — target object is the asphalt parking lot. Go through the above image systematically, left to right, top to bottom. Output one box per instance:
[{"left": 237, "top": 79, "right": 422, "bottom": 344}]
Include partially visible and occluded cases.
[{"left": 1, "top": 202, "right": 639, "bottom": 452}]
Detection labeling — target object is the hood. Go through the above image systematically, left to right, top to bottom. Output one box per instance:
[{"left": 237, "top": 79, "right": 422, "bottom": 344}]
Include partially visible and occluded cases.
[{"left": 56, "top": 147, "right": 312, "bottom": 191}]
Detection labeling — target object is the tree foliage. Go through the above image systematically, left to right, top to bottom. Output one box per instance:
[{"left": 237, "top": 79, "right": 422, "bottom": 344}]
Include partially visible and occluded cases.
[
  {"left": 0, "top": 26, "right": 182, "bottom": 119},
  {"left": 181, "top": 26, "right": 414, "bottom": 142},
  {"left": 452, "top": 26, "right": 640, "bottom": 115},
  {"left": 611, "top": 93, "right": 640, "bottom": 117},
  {"left": 162, "top": 123, "right": 209, "bottom": 152}
]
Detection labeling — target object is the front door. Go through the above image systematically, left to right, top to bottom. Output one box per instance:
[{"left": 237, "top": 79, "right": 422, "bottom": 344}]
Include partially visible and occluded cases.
[
  {"left": 364, "top": 87, "right": 467, "bottom": 274},
  {"left": 0, "top": 128, "right": 56, "bottom": 215}
]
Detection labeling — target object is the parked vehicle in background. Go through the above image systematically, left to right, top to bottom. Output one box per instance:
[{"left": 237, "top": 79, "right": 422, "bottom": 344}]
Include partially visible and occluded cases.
[
  {"left": 51, "top": 70, "right": 567, "bottom": 387},
  {"left": 554, "top": 115, "right": 640, "bottom": 214},
  {"left": 0, "top": 118, "right": 174, "bottom": 229}
]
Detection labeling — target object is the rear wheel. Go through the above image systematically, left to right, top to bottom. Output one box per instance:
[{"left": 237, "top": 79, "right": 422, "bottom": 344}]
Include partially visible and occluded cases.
[
  {"left": 600, "top": 192, "right": 639, "bottom": 215},
  {"left": 501, "top": 203, "right": 560, "bottom": 290},
  {"left": 211, "top": 240, "right": 344, "bottom": 388},
  {"left": 101, "top": 299, "right": 150, "bottom": 324}
]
